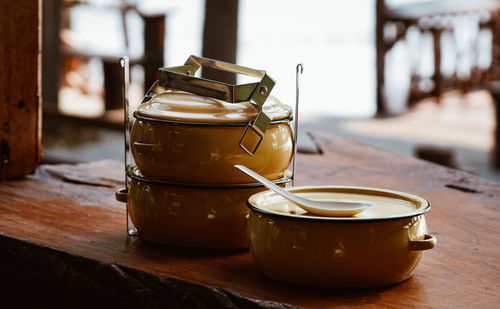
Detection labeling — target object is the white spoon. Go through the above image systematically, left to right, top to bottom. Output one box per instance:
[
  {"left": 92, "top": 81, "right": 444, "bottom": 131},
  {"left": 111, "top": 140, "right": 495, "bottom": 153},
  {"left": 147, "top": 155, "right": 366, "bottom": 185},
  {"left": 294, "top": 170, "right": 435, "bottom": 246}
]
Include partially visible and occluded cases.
[{"left": 234, "top": 165, "right": 372, "bottom": 217}]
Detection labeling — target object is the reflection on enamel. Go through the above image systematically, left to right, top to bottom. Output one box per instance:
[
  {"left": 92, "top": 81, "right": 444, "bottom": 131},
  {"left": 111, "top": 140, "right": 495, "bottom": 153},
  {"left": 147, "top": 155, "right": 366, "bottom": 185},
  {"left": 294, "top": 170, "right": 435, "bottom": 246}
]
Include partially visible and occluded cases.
[
  {"left": 167, "top": 130, "right": 187, "bottom": 154},
  {"left": 209, "top": 150, "right": 221, "bottom": 163},
  {"left": 144, "top": 184, "right": 152, "bottom": 215},
  {"left": 167, "top": 196, "right": 182, "bottom": 216},
  {"left": 207, "top": 208, "right": 216, "bottom": 220},
  {"left": 405, "top": 215, "right": 427, "bottom": 242},
  {"left": 415, "top": 215, "right": 426, "bottom": 235},
  {"left": 265, "top": 217, "right": 275, "bottom": 251},
  {"left": 290, "top": 223, "right": 307, "bottom": 251},
  {"left": 333, "top": 247, "right": 346, "bottom": 258}
]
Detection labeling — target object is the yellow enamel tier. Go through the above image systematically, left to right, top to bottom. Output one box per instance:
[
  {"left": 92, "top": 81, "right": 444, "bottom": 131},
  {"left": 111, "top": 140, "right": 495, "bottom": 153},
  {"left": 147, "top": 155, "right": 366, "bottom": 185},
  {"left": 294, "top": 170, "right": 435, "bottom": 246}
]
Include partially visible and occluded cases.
[
  {"left": 131, "top": 91, "right": 294, "bottom": 184},
  {"left": 115, "top": 166, "right": 292, "bottom": 250}
]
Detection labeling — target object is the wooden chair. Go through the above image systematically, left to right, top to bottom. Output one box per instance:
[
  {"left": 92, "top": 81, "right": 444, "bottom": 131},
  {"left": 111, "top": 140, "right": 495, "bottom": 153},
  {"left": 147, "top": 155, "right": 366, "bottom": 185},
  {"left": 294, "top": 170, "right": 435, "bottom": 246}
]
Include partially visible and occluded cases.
[
  {"left": 42, "top": 0, "right": 166, "bottom": 125},
  {"left": 376, "top": 0, "right": 500, "bottom": 115}
]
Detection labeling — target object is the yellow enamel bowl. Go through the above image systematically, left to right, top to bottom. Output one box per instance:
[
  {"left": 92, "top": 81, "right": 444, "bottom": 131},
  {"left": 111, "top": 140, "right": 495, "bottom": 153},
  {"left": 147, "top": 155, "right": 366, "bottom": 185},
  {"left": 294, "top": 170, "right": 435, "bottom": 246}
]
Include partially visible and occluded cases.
[
  {"left": 130, "top": 91, "right": 294, "bottom": 184},
  {"left": 115, "top": 166, "right": 292, "bottom": 250},
  {"left": 246, "top": 186, "right": 435, "bottom": 288}
]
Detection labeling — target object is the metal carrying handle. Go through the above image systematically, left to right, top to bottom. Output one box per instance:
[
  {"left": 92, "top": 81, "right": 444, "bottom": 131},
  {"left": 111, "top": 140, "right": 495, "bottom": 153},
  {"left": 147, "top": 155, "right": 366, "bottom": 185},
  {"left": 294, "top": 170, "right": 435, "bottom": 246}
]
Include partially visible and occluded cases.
[
  {"left": 159, "top": 55, "right": 276, "bottom": 156},
  {"left": 159, "top": 55, "right": 275, "bottom": 105},
  {"left": 120, "top": 56, "right": 138, "bottom": 237},
  {"left": 292, "top": 64, "right": 303, "bottom": 186}
]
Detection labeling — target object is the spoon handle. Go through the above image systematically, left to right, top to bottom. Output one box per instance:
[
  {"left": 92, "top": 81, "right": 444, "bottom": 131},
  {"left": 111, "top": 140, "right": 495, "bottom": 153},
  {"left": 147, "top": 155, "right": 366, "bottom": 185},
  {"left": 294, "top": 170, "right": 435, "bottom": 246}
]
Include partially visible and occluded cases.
[{"left": 234, "top": 165, "right": 309, "bottom": 205}]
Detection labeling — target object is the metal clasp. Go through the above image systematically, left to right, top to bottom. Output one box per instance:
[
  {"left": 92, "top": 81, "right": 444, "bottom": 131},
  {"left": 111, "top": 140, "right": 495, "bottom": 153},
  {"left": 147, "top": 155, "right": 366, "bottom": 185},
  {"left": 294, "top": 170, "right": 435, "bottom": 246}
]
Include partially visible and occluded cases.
[{"left": 239, "top": 110, "right": 271, "bottom": 156}]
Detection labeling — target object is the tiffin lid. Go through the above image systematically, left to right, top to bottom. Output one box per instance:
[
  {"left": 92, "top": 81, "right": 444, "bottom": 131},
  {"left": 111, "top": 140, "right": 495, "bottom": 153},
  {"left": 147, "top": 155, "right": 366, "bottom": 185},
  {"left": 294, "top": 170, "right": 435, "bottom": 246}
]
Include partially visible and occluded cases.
[{"left": 136, "top": 91, "right": 292, "bottom": 124}]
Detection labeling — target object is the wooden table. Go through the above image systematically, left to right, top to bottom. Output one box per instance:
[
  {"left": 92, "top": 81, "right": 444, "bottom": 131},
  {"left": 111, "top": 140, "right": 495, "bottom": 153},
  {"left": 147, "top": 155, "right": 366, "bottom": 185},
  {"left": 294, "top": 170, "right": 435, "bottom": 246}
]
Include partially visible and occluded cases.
[{"left": 1, "top": 132, "right": 499, "bottom": 308}]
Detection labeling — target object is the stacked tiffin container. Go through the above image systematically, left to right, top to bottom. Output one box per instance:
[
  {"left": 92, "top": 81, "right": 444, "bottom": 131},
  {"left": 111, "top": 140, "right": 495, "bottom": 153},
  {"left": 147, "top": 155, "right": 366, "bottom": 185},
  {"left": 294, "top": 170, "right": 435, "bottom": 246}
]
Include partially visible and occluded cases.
[{"left": 116, "top": 56, "right": 295, "bottom": 250}]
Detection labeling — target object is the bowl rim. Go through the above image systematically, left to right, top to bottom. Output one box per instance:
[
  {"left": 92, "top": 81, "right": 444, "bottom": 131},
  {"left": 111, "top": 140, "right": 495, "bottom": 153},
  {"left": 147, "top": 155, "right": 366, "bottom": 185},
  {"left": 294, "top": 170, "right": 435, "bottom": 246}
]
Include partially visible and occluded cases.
[
  {"left": 134, "top": 111, "right": 293, "bottom": 127},
  {"left": 127, "top": 166, "right": 293, "bottom": 189},
  {"left": 247, "top": 185, "right": 431, "bottom": 223}
]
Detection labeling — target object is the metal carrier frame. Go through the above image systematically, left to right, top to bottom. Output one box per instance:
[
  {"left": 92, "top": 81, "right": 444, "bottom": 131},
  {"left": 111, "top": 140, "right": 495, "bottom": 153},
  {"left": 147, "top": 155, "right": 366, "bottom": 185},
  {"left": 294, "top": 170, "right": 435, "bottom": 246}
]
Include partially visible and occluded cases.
[{"left": 119, "top": 55, "right": 303, "bottom": 236}]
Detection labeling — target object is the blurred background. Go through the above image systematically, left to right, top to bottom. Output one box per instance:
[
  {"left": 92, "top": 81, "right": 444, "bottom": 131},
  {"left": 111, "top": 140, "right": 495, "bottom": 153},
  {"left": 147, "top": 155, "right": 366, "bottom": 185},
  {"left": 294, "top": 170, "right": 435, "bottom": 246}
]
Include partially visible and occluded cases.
[{"left": 42, "top": 0, "right": 500, "bottom": 181}]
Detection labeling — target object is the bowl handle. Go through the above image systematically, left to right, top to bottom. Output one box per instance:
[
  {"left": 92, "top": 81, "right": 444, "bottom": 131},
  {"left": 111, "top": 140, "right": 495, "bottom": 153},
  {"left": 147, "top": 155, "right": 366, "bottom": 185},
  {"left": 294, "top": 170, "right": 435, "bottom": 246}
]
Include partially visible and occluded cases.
[
  {"left": 115, "top": 188, "right": 128, "bottom": 203},
  {"left": 409, "top": 234, "right": 436, "bottom": 251}
]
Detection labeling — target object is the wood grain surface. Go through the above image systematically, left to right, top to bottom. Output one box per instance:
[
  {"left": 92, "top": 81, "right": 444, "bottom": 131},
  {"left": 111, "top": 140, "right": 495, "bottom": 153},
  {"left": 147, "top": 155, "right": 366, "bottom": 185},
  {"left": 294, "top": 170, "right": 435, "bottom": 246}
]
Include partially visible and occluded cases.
[
  {"left": 0, "top": 1, "right": 42, "bottom": 180},
  {"left": 0, "top": 132, "right": 499, "bottom": 308}
]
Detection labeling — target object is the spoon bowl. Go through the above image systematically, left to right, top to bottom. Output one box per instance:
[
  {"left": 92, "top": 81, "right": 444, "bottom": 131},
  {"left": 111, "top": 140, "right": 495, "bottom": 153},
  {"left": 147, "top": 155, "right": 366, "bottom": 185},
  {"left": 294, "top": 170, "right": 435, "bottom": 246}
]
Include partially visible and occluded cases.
[{"left": 234, "top": 165, "right": 372, "bottom": 217}]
